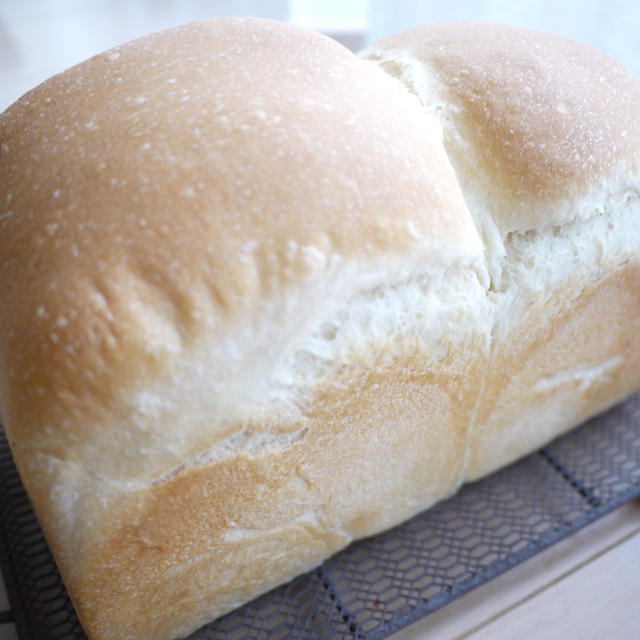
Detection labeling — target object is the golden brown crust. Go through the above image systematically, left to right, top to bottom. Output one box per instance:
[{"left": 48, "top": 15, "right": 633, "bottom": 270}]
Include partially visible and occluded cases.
[
  {"left": 0, "top": 17, "right": 485, "bottom": 640},
  {"left": 0, "top": 17, "right": 478, "bottom": 476},
  {"left": 1, "top": 18, "right": 640, "bottom": 640},
  {"left": 361, "top": 21, "right": 640, "bottom": 232},
  {"left": 362, "top": 21, "right": 640, "bottom": 483},
  {"left": 468, "top": 260, "right": 640, "bottom": 480},
  {"left": 75, "top": 343, "right": 486, "bottom": 639}
]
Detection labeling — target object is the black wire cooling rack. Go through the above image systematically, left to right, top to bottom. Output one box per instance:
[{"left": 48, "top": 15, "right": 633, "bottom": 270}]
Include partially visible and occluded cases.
[{"left": 1, "top": 392, "right": 640, "bottom": 640}]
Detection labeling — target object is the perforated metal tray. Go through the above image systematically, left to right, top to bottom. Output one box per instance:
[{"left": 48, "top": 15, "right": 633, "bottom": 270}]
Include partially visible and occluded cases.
[{"left": 1, "top": 392, "right": 640, "bottom": 639}]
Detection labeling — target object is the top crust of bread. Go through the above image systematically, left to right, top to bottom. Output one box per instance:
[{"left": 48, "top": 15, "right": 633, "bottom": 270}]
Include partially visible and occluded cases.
[
  {"left": 0, "top": 18, "right": 479, "bottom": 474},
  {"left": 360, "top": 21, "right": 640, "bottom": 233}
]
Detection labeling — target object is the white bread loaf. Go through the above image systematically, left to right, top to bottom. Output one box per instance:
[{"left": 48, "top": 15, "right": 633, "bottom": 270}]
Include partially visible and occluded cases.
[
  {"left": 0, "top": 18, "right": 638, "bottom": 640},
  {"left": 359, "top": 22, "right": 640, "bottom": 479}
]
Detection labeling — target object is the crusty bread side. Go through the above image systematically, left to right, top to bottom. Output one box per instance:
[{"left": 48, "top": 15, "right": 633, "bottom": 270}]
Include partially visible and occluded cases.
[
  {"left": 0, "top": 18, "right": 639, "bottom": 640},
  {"left": 0, "top": 18, "right": 489, "bottom": 640},
  {"left": 361, "top": 21, "right": 640, "bottom": 479}
]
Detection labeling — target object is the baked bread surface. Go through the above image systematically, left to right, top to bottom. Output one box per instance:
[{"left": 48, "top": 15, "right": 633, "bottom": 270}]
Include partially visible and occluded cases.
[
  {"left": 1, "top": 18, "right": 639, "bottom": 640},
  {"left": 361, "top": 21, "right": 640, "bottom": 478}
]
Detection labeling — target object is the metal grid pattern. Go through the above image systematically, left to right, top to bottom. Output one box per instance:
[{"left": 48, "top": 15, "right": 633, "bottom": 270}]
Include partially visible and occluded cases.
[{"left": 1, "top": 392, "right": 639, "bottom": 640}]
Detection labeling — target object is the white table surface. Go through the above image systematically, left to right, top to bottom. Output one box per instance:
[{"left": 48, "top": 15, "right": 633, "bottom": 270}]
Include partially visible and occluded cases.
[{"left": 1, "top": 2, "right": 639, "bottom": 639}]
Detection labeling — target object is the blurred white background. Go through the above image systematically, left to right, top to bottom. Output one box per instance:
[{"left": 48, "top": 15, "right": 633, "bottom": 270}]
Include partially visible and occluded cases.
[{"left": 0, "top": 0, "right": 639, "bottom": 109}]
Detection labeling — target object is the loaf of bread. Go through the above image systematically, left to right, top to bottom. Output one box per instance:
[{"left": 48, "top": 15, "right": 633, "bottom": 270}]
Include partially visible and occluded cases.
[{"left": 0, "top": 18, "right": 638, "bottom": 640}]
